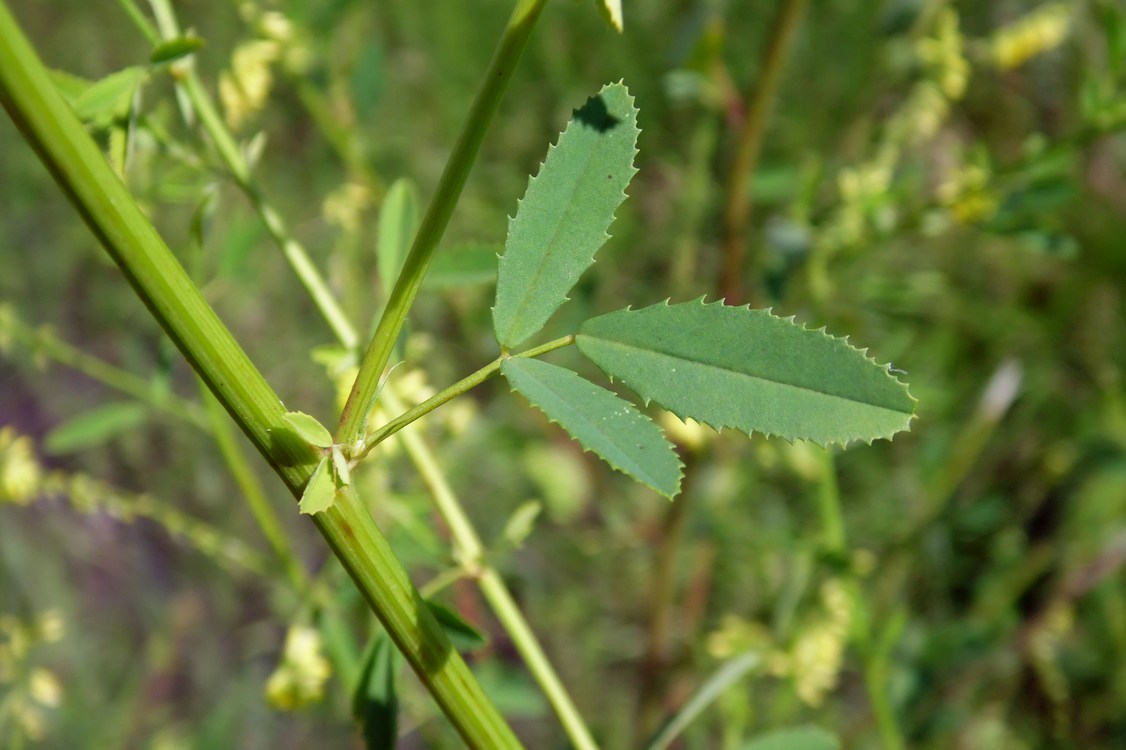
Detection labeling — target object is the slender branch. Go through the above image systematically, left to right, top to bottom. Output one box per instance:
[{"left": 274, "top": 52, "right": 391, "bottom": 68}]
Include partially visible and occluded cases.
[
  {"left": 336, "top": 0, "right": 548, "bottom": 446},
  {"left": 718, "top": 0, "right": 808, "bottom": 304},
  {"left": 0, "top": 6, "right": 521, "bottom": 746},
  {"left": 1, "top": 309, "right": 208, "bottom": 428},
  {"left": 362, "top": 335, "right": 575, "bottom": 454}
]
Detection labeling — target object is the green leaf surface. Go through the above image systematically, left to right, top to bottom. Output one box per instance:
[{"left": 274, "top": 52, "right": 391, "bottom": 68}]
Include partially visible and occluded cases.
[
  {"left": 150, "top": 35, "right": 204, "bottom": 65},
  {"left": 69, "top": 66, "right": 145, "bottom": 125},
  {"left": 493, "top": 81, "right": 639, "bottom": 348},
  {"left": 377, "top": 178, "right": 418, "bottom": 302},
  {"left": 424, "top": 243, "right": 500, "bottom": 289},
  {"left": 577, "top": 300, "right": 915, "bottom": 446},
  {"left": 501, "top": 357, "right": 682, "bottom": 498},
  {"left": 43, "top": 401, "right": 149, "bottom": 455},
  {"left": 284, "top": 411, "right": 333, "bottom": 449},
  {"left": 298, "top": 457, "right": 335, "bottom": 515},
  {"left": 426, "top": 600, "right": 488, "bottom": 652},
  {"left": 352, "top": 631, "right": 399, "bottom": 750},
  {"left": 742, "top": 727, "right": 840, "bottom": 750}
]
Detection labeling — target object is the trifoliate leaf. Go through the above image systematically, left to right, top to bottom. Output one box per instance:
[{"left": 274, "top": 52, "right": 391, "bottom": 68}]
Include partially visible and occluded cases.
[
  {"left": 493, "top": 82, "right": 639, "bottom": 348},
  {"left": 576, "top": 299, "right": 915, "bottom": 446},
  {"left": 502, "top": 357, "right": 682, "bottom": 498},
  {"left": 284, "top": 411, "right": 334, "bottom": 449},
  {"left": 298, "top": 457, "right": 336, "bottom": 515}
]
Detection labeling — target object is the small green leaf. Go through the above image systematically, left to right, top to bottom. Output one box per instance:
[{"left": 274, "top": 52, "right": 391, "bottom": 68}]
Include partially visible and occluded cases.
[
  {"left": 594, "top": 0, "right": 624, "bottom": 32},
  {"left": 150, "top": 35, "right": 205, "bottom": 65},
  {"left": 70, "top": 66, "right": 146, "bottom": 125},
  {"left": 49, "top": 69, "right": 94, "bottom": 102},
  {"left": 493, "top": 82, "right": 640, "bottom": 348},
  {"left": 377, "top": 178, "right": 418, "bottom": 302},
  {"left": 424, "top": 243, "right": 500, "bottom": 289},
  {"left": 577, "top": 299, "right": 915, "bottom": 446},
  {"left": 502, "top": 357, "right": 682, "bottom": 498},
  {"left": 44, "top": 401, "right": 149, "bottom": 455},
  {"left": 284, "top": 411, "right": 333, "bottom": 449},
  {"left": 331, "top": 444, "right": 352, "bottom": 486},
  {"left": 299, "top": 457, "right": 336, "bottom": 515},
  {"left": 502, "top": 501, "right": 541, "bottom": 548},
  {"left": 425, "top": 601, "right": 488, "bottom": 652},
  {"left": 352, "top": 631, "right": 399, "bottom": 750},
  {"left": 743, "top": 727, "right": 840, "bottom": 750}
]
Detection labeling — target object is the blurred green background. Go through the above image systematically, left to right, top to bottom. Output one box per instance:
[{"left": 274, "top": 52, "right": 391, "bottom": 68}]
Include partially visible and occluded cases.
[{"left": 2, "top": 0, "right": 1126, "bottom": 748}]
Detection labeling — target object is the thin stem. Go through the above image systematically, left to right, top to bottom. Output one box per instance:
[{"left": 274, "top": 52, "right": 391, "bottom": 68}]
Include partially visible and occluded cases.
[
  {"left": 115, "top": 0, "right": 158, "bottom": 44},
  {"left": 144, "top": 0, "right": 360, "bottom": 350},
  {"left": 336, "top": 0, "right": 548, "bottom": 446},
  {"left": 718, "top": 0, "right": 808, "bottom": 304},
  {"left": 0, "top": 7, "right": 521, "bottom": 745},
  {"left": 176, "top": 72, "right": 360, "bottom": 350},
  {"left": 4, "top": 305, "right": 306, "bottom": 590},
  {"left": 2, "top": 309, "right": 208, "bottom": 428},
  {"left": 363, "top": 335, "right": 575, "bottom": 453},
  {"left": 386, "top": 386, "right": 599, "bottom": 750},
  {"left": 816, "top": 449, "right": 906, "bottom": 750},
  {"left": 637, "top": 463, "right": 695, "bottom": 739}
]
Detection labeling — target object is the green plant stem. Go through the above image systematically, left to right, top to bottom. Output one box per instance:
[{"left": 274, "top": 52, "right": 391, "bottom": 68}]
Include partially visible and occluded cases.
[
  {"left": 116, "top": 0, "right": 158, "bottom": 43},
  {"left": 145, "top": 0, "right": 361, "bottom": 350},
  {"left": 337, "top": 0, "right": 547, "bottom": 446},
  {"left": 718, "top": 0, "right": 807, "bottom": 304},
  {"left": 141, "top": 2, "right": 592, "bottom": 743},
  {"left": 0, "top": 7, "right": 521, "bottom": 746},
  {"left": 179, "top": 71, "right": 360, "bottom": 350},
  {"left": 1, "top": 310, "right": 208, "bottom": 428},
  {"left": 362, "top": 335, "right": 575, "bottom": 454},
  {"left": 385, "top": 386, "right": 599, "bottom": 750},
  {"left": 816, "top": 449, "right": 906, "bottom": 750},
  {"left": 637, "top": 460, "right": 696, "bottom": 739}
]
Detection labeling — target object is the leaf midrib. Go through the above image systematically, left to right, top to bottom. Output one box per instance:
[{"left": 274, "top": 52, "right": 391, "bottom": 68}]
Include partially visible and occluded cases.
[{"left": 578, "top": 335, "right": 912, "bottom": 416}]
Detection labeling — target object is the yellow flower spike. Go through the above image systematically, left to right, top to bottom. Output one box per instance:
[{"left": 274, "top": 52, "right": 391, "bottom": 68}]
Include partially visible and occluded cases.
[
  {"left": 990, "top": 3, "right": 1072, "bottom": 71},
  {"left": 0, "top": 427, "right": 41, "bottom": 505},
  {"left": 265, "top": 625, "right": 332, "bottom": 711},
  {"left": 28, "top": 668, "right": 62, "bottom": 708}
]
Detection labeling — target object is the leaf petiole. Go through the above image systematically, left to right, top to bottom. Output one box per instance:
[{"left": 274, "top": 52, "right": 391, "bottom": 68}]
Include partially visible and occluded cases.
[{"left": 358, "top": 335, "right": 576, "bottom": 458}]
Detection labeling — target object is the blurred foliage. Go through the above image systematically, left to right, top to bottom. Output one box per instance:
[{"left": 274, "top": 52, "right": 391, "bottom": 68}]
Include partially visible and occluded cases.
[{"left": 2, "top": 0, "right": 1126, "bottom": 748}]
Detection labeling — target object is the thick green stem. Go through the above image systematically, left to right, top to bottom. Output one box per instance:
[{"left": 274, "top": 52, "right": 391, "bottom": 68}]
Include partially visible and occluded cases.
[
  {"left": 337, "top": 0, "right": 547, "bottom": 446},
  {"left": 718, "top": 0, "right": 808, "bottom": 304},
  {"left": 0, "top": 6, "right": 520, "bottom": 746}
]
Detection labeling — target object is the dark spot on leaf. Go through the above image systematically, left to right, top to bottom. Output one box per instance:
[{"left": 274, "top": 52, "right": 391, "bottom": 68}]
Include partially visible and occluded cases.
[{"left": 573, "top": 93, "right": 620, "bottom": 133}]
